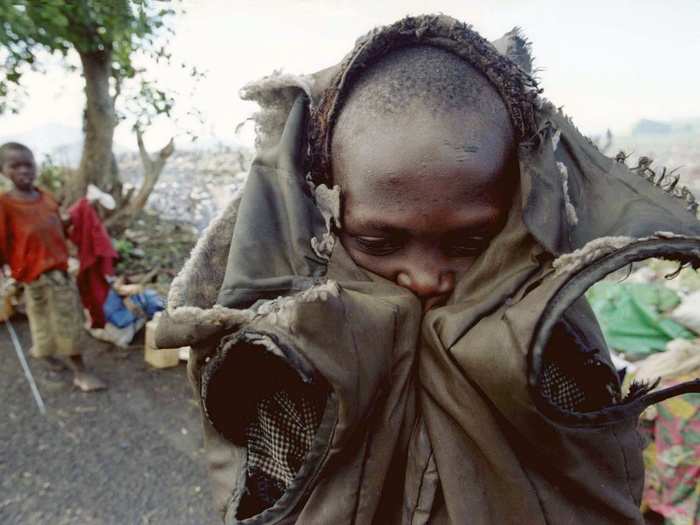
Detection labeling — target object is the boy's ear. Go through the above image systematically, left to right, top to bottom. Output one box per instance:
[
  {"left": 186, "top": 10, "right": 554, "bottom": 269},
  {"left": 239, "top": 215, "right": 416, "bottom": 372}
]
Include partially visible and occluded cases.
[{"left": 491, "top": 28, "right": 534, "bottom": 74}]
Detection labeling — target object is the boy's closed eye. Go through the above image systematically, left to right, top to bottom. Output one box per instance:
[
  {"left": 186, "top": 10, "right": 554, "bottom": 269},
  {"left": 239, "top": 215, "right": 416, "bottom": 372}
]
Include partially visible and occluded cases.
[
  {"left": 347, "top": 232, "right": 493, "bottom": 258},
  {"left": 350, "top": 235, "right": 404, "bottom": 256},
  {"left": 442, "top": 235, "right": 491, "bottom": 257}
]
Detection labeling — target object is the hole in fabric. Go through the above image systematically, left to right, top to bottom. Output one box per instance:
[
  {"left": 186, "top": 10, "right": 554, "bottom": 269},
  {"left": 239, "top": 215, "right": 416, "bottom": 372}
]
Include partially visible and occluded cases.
[{"left": 530, "top": 240, "right": 700, "bottom": 417}]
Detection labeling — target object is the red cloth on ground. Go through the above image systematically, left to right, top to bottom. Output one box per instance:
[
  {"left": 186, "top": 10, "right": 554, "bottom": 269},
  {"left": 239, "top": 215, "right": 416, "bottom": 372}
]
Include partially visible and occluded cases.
[
  {"left": 0, "top": 190, "right": 69, "bottom": 283},
  {"left": 69, "top": 198, "right": 118, "bottom": 328}
]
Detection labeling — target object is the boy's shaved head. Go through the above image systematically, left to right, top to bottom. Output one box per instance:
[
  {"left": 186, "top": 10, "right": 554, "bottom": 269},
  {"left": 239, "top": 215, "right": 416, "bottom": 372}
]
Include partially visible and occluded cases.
[
  {"left": 331, "top": 45, "right": 516, "bottom": 188},
  {"left": 332, "top": 45, "right": 515, "bottom": 185},
  {"left": 335, "top": 45, "right": 512, "bottom": 137},
  {"left": 0, "top": 142, "right": 33, "bottom": 167}
]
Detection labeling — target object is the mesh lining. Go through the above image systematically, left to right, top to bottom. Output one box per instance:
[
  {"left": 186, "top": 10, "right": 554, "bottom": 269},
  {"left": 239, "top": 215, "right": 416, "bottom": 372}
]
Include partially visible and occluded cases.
[
  {"left": 539, "top": 320, "right": 620, "bottom": 413},
  {"left": 540, "top": 360, "right": 602, "bottom": 412},
  {"left": 238, "top": 386, "right": 325, "bottom": 517},
  {"left": 247, "top": 390, "right": 325, "bottom": 489}
]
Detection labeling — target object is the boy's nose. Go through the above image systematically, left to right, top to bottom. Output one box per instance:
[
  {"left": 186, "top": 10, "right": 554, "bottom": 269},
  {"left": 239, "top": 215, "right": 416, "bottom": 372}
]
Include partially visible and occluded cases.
[{"left": 396, "top": 264, "right": 455, "bottom": 303}]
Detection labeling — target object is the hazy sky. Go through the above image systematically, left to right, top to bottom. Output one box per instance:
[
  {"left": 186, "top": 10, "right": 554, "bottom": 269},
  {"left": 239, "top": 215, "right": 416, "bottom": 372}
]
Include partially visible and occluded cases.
[{"left": 1, "top": 0, "right": 699, "bottom": 150}]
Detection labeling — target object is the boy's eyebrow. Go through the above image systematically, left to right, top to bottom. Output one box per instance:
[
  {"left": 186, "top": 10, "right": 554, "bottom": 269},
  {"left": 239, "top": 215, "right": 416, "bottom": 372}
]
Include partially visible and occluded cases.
[
  {"left": 349, "top": 220, "right": 500, "bottom": 237},
  {"left": 350, "top": 221, "right": 408, "bottom": 235},
  {"left": 443, "top": 226, "right": 498, "bottom": 237}
]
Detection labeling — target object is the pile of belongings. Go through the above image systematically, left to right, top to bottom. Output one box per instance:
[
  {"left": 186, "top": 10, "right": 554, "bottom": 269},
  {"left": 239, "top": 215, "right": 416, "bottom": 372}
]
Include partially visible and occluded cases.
[
  {"left": 65, "top": 187, "right": 165, "bottom": 347},
  {"left": 88, "top": 278, "right": 164, "bottom": 348}
]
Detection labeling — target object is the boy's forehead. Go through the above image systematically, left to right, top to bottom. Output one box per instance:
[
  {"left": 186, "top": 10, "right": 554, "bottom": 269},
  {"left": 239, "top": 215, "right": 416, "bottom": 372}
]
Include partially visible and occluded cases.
[
  {"left": 333, "top": 106, "right": 513, "bottom": 189},
  {"left": 333, "top": 117, "right": 514, "bottom": 234},
  {"left": 2, "top": 147, "right": 34, "bottom": 163}
]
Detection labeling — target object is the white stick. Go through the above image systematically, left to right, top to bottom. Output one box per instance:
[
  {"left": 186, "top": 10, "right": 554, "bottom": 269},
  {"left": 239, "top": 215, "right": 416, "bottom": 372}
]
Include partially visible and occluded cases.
[{"left": 5, "top": 319, "right": 46, "bottom": 415}]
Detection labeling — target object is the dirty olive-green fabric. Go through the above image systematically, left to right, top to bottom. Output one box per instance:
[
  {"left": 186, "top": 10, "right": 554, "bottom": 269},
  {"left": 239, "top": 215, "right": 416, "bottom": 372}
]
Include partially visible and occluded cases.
[{"left": 156, "top": 15, "right": 700, "bottom": 525}]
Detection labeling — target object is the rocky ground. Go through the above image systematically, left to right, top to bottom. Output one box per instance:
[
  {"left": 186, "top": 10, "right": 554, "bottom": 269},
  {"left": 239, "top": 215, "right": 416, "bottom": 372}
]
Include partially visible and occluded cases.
[{"left": 0, "top": 318, "right": 219, "bottom": 525}]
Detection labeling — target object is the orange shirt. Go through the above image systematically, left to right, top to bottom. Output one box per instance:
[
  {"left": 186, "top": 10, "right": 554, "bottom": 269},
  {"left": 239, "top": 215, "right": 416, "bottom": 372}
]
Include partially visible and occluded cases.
[{"left": 0, "top": 190, "right": 69, "bottom": 283}]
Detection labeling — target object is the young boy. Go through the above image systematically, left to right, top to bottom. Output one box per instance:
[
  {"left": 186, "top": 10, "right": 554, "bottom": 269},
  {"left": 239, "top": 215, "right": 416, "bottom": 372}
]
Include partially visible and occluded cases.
[
  {"left": 157, "top": 15, "right": 700, "bottom": 524},
  {"left": 0, "top": 142, "right": 105, "bottom": 392}
]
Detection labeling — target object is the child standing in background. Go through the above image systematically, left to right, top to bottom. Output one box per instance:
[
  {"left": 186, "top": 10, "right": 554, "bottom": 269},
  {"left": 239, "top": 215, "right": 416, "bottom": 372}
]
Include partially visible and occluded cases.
[{"left": 0, "top": 142, "right": 105, "bottom": 392}]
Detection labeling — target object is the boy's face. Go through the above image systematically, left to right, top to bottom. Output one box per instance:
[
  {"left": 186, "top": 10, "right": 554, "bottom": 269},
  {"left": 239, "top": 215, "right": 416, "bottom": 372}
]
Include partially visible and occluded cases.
[
  {"left": 333, "top": 109, "right": 515, "bottom": 311},
  {"left": 1, "top": 148, "right": 36, "bottom": 192}
]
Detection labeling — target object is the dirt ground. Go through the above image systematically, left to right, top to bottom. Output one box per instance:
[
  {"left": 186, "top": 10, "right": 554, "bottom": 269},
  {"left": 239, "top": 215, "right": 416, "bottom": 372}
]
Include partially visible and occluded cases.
[{"left": 0, "top": 317, "right": 220, "bottom": 525}]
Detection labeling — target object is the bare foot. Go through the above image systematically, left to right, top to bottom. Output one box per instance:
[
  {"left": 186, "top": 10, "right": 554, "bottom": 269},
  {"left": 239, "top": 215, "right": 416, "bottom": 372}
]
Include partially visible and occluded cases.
[{"left": 73, "top": 372, "right": 107, "bottom": 392}]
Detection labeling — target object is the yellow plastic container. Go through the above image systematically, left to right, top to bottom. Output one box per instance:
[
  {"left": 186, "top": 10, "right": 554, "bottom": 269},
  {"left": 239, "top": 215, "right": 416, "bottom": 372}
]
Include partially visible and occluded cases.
[{"left": 144, "top": 318, "right": 180, "bottom": 368}]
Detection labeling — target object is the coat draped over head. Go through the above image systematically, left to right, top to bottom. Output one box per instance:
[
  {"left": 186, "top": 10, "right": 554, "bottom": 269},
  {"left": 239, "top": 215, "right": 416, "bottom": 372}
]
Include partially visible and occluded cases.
[{"left": 156, "top": 15, "right": 700, "bottom": 525}]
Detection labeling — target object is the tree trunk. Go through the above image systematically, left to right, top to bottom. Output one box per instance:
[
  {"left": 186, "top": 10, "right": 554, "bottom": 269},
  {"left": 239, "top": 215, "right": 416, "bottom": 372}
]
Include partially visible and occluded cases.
[
  {"left": 64, "top": 49, "right": 117, "bottom": 206},
  {"left": 104, "top": 130, "right": 174, "bottom": 235}
]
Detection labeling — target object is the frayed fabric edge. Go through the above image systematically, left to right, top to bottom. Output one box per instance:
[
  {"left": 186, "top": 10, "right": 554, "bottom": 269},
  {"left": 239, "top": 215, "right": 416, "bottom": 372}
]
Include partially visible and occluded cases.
[
  {"left": 240, "top": 71, "right": 315, "bottom": 151},
  {"left": 240, "top": 71, "right": 315, "bottom": 102},
  {"left": 556, "top": 161, "right": 579, "bottom": 226},
  {"left": 310, "top": 184, "right": 342, "bottom": 260},
  {"left": 552, "top": 233, "right": 700, "bottom": 276},
  {"left": 553, "top": 236, "right": 636, "bottom": 276},
  {"left": 166, "top": 281, "right": 341, "bottom": 343},
  {"left": 252, "top": 281, "right": 340, "bottom": 334}
]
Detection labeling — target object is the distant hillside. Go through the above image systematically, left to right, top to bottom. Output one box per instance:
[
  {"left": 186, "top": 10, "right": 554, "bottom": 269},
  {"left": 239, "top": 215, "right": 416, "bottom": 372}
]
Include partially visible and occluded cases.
[
  {"left": 631, "top": 118, "right": 700, "bottom": 136},
  {"left": 0, "top": 123, "right": 129, "bottom": 166},
  {"left": 0, "top": 123, "right": 246, "bottom": 167},
  {"left": 0, "top": 123, "right": 82, "bottom": 163},
  {"left": 611, "top": 124, "right": 700, "bottom": 192}
]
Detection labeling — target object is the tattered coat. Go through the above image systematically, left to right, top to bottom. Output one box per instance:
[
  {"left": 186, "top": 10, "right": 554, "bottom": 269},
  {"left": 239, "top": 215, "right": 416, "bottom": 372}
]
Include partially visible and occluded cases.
[{"left": 157, "top": 15, "right": 700, "bottom": 525}]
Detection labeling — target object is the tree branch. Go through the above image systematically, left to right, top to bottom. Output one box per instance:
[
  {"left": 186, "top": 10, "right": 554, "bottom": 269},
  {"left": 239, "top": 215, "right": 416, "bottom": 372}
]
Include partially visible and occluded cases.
[
  {"left": 136, "top": 128, "right": 148, "bottom": 163},
  {"left": 105, "top": 132, "right": 175, "bottom": 234}
]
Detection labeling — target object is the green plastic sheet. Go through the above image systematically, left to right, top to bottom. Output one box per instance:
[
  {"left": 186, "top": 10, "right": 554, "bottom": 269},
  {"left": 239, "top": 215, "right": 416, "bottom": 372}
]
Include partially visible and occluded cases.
[{"left": 586, "top": 281, "right": 696, "bottom": 356}]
